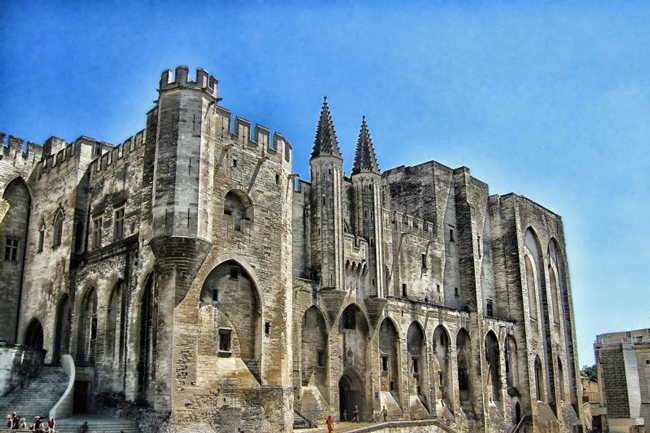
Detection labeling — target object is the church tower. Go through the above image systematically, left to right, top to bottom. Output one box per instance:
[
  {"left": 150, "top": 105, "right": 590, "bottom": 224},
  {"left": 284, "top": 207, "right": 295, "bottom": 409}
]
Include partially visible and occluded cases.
[
  {"left": 310, "top": 98, "right": 345, "bottom": 290},
  {"left": 351, "top": 117, "right": 385, "bottom": 297}
]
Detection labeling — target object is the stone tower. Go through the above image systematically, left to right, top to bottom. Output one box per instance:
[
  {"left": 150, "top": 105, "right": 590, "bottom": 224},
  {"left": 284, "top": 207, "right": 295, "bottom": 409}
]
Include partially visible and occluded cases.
[
  {"left": 310, "top": 98, "right": 344, "bottom": 290},
  {"left": 351, "top": 116, "right": 385, "bottom": 298}
]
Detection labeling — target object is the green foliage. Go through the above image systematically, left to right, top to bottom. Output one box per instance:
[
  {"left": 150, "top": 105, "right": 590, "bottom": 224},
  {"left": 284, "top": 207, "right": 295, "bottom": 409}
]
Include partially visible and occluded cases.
[{"left": 581, "top": 364, "right": 598, "bottom": 382}]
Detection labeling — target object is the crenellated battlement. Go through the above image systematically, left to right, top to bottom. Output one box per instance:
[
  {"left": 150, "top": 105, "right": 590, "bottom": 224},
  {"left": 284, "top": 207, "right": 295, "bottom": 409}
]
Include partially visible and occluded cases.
[
  {"left": 160, "top": 66, "right": 218, "bottom": 100},
  {"left": 212, "top": 106, "right": 292, "bottom": 166},
  {"left": 89, "top": 129, "right": 146, "bottom": 179},
  {"left": 0, "top": 132, "right": 45, "bottom": 161},
  {"left": 383, "top": 208, "right": 436, "bottom": 239}
]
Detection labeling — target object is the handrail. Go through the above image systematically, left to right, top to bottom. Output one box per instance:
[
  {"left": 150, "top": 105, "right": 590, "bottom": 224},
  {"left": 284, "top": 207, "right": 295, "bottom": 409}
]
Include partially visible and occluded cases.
[
  {"left": 50, "top": 354, "right": 75, "bottom": 419},
  {"left": 508, "top": 414, "right": 533, "bottom": 433}
]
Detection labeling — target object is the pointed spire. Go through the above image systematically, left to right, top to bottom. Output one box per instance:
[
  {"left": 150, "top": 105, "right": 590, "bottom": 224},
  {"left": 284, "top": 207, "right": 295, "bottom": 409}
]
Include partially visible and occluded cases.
[
  {"left": 311, "top": 97, "right": 342, "bottom": 160},
  {"left": 352, "top": 116, "right": 380, "bottom": 175}
]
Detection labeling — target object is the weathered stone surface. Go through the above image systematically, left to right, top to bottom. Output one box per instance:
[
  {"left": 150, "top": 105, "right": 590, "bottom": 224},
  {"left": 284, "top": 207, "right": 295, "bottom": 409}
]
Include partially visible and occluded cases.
[{"left": 0, "top": 66, "right": 584, "bottom": 433}]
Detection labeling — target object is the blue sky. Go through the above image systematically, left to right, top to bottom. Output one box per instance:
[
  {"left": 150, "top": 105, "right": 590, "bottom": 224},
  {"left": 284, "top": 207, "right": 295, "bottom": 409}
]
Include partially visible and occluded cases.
[{"left": 1, "top": 1, "right": 649, "bottom": 366}]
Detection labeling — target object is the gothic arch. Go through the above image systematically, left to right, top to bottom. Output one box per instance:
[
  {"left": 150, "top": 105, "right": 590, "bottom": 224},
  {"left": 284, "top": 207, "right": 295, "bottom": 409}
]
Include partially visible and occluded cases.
[
  {"left": 52, "top": 207, "right": 65, "bottom": 248},
  {"left": 199, "top": 260, "right": 262, "bottom": 363},
  {"left": 137, "top": 273, "right": 155, "bottom": 400},
  {"left": 105, "top": 280, "right": 126, "bottom": 370},
  {"left": 76, "top": 287, "right": 98, "bottom": 364},
  {"left": 53, "top": 294, "right": 70, "bottom": 362},
  {"left": 301, "top": 306, "right": 328, "bottom": 393},
  {"left": 24, "top": 318, "right": 44, "bottom": 350},
  {"left": 378, "top": 318, "right": 401, "bottom": 402},
  {"left": 407, "top": 322, "right": 427, "bottom": 396},
  {"left": 432, "top": 325, "right": 452, "bottom": 405},
  {"left": 456, "top": 328, "right": 471, "bottom": 404},
  {"left": 485, "top": 330, "right": 502, "bottom": 402},
  {"left": 505, "top": 335, "right": 520, "bottom": 390},
  {"left": 339, "top": 367, "right": 365, "bottom": 421}
]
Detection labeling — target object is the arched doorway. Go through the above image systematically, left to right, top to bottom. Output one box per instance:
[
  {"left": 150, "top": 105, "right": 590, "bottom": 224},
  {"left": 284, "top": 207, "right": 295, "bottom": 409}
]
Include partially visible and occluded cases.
[
  {"left": 53, "top": 295, "right": 70, "bottom": 363},
  {"left": 24, "top": 319, "right": 44, "bottom": 350},
  {"left": 339, "top": 369, "right": 364, "bottom": 421}
]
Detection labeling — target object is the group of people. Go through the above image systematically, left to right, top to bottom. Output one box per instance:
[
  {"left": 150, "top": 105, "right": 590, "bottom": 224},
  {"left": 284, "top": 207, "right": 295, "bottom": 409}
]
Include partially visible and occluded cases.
[
  {"left": 326, "top": 405, "right": 390, "bottom": 432},
  {"left": 4, "top": 413, "right": 55, "bottom": 432}
]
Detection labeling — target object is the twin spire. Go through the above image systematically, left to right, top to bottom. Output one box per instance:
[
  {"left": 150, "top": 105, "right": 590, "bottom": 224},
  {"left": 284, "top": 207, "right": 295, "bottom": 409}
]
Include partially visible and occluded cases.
[{"left": 311, "top": 98, "right": 380, "bottom": 175}]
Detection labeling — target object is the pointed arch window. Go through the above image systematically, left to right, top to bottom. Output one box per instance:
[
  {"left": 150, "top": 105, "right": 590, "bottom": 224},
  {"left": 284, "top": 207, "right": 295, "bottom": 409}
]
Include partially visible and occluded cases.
[{"left": 52, "top": 210, "right": 64, "bottom": 247}]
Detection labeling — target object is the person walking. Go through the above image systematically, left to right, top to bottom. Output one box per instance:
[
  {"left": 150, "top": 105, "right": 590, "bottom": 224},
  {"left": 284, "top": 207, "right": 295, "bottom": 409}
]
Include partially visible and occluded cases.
[
  {"left": 353, "top": 405, "right": 359, "bottom": 422},
  {"left": 326, "top": 415, "right": 335, "bottom": 433}
]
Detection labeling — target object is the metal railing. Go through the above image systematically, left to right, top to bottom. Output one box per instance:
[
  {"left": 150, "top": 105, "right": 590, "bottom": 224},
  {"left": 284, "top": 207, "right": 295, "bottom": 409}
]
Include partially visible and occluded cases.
[{"left": 508, "top": 415, "right": 533, "bottom": 433}]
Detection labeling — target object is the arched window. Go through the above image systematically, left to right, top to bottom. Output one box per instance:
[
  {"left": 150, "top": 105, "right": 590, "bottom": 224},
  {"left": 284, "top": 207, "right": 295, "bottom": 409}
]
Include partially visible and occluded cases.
[
  {"left": 223, "top": 190, "right": 253, "bottom": 232},
  {"left": 53, "top": 209, "right": 64, "bottom": 247},
  {"left": 524, "top": 255, "right": 537, "bottom": 319},
  {"left": 457, "top": 329, "right": 471, "bottom": 403},
  {"left": 485, "top": 331, "right": 501, "bottom": 402}
]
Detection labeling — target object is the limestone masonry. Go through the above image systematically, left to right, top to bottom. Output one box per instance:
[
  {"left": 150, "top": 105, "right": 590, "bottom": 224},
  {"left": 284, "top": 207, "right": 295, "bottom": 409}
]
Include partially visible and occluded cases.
[{"left": 0, "top": 66, "right": 584, "bottom": 433}]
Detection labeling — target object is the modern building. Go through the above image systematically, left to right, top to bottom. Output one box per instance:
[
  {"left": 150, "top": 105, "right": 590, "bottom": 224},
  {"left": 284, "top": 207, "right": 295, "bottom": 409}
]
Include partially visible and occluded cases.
[{"left": 594, "top": 328, "right": 650, "bottom": 433}]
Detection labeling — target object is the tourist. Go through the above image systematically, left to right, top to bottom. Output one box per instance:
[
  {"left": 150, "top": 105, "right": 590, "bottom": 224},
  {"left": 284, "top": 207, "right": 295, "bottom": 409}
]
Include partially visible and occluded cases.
[
  {"left": 353, "top": 405, "right": 359, "bottom": 422},
  {"left": 382, "top": 406, "right": 388, "bottom": 422},
  {"left": 342, "top": 409, "right": 347, "bottom": 421},
  {"left": 12, "top": 412, "right": 19, "bottom": 430},
  {"left": 6, "top": 414, "right": 14, "bottom": 429},
  {"left": 326, "top": 415, "right": 335, "bottom": 433},
  {"left": 33, "top": 416, "right": 44, "bottom": 432},
  {"left": 47, "top": 416, "right": 55, "bottom": 433},
  {"left": 19, "top": 417, "right": 27, "bottom": 430},
  {"left": 79, "top": 421, "right": 89, "bottom": 433}
]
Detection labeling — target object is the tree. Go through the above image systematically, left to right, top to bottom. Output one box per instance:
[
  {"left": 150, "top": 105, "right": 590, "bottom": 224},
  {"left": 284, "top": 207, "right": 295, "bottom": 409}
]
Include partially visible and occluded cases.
[{"left": 581, "top": 364, "right": 597, "bottom": 382}]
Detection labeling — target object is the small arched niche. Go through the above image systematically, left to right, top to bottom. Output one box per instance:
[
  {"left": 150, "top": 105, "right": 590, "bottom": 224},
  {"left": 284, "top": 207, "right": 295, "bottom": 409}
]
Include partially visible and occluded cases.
[{"left": 223, "top": 190, "right": 253, "bottom": 232}]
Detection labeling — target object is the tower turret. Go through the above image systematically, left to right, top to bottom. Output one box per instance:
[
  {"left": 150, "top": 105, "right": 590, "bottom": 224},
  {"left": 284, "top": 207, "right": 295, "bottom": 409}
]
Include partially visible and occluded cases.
[
  {"left": 151, "top": 66, "right": 219, "bottom": 240},
  {"left": 310, "top": 98, "right": 345, "bottom": 290},
  {"left": 351, "top": 116, "right": 385, "bottom": 297}
]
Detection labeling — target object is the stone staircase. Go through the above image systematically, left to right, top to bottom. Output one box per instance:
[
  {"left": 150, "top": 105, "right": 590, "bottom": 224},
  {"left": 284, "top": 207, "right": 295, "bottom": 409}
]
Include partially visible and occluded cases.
[
  {"left": 244, "top": 359, "right": 261, "bottom": 383},
  {"left": 0, "top": 364, "right": 67, "bottom": 421},
  {"left": 55, "top": 415, "right": 140, "bottom": 433}
]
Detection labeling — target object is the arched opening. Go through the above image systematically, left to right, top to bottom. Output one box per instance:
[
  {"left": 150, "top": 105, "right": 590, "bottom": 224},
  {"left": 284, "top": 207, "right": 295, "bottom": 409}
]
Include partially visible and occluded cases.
[
  {"left": 1, "top": 178, "right": 31, "bottom": 344},
  {"left": 223, "top": 190, "right": 253, "bottom": 232},
  {"left": 52, "top": 209, "right": 64, "bottom": 248},
  {"left": 526, "top": 228, "right": 556, "bottom": 408},
  {"left": 549, "top": 238, "right": 577, "bottom": 408},
  {"left": 524, "top": 255, "right": 537, "bottom": 319},
  {"left": 199, "top": 261, "right": 261, "bottom": 375},
  {"left": 137, "top": 275, "right": 155, "bottom": 401},
  {"left": 105, "top": 281, "right": 126, "bottom": 373},
  {"left": 76, "top": 287, "right": 97, "bottom": 364},
  {"left": 53, "top": 295, "right": 70, "bottom": 363},
  {"left": 301, "top": 306, "right": 328, "bottom": 394},
  {"left": 379, "top": 318, "right": 400, "bottom": 402},
  {"left": 24, "top": 319, "right": 44, "bottom": 350},
  {"left": 407, "top": 322, "right": 429, "bottom": 417},
  {"left": 433, "top": 325, "right": 452, "bottom": 406},
  {"left": 457, "top": 328, "right": 471, "bottom": 405},
  {"left": 485, "top": 331, "right": 501, "bottom": 402},
  {"left": 505, "top": 335, "right": 519, "bottom": 390},
  {"left": 535, "top": 355, "right": 545, "bottom": 402},
  {"left": 339, "top": 369, "right": 364, "bottom": 421},
  {"left": 515, "top": 402, "right": 521, "bottom": 423}
]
